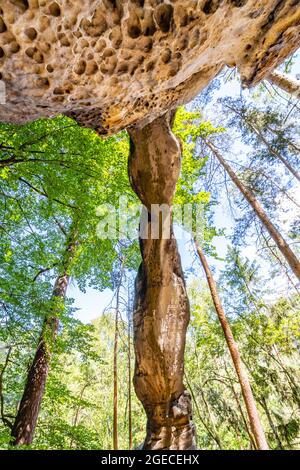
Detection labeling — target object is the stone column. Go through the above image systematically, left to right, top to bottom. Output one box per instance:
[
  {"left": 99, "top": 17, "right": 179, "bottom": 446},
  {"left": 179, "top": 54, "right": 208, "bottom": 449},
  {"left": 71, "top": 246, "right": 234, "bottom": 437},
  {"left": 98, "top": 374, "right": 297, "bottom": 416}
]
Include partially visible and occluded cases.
[{"left": 128, "top": 112, "right": 196, "bottom": 450}]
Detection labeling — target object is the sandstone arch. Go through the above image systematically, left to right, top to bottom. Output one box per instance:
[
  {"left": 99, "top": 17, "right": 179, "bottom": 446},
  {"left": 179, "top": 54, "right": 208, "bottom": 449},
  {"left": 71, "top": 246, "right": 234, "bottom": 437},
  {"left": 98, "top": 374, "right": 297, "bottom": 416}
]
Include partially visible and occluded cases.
[{"left": 1, "top": 0, "right": 300, "bottom": 450}]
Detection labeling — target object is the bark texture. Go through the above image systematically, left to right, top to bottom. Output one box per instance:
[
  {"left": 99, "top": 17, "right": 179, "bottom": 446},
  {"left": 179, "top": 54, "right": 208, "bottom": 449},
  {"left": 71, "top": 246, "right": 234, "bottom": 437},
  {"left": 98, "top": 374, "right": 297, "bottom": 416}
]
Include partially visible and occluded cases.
[
  {"left": 268, "top": 70, "right": 300, "bottom": 100},
  {"left": 128, "top": 113, "right": 196, "bottom": 450},
  {"left": 207, "top": 141, "right": 300, "bottom": 281},
  {"left": 11, "top": 229, "right": 77, "bottom": 446},
  {"left": 194, "top": 239, "right": 268, "bottom": 450},
  {"left": 10, "top": 281, "right": 66, "bottom": 445}
]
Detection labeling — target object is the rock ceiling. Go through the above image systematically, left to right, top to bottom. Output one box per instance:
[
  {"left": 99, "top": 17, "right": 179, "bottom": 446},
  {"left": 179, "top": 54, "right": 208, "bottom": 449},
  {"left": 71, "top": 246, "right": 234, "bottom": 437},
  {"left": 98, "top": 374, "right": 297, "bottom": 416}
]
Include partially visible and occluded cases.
[{"left": 0, "top": 1, "right": 299, "bottom": 134}]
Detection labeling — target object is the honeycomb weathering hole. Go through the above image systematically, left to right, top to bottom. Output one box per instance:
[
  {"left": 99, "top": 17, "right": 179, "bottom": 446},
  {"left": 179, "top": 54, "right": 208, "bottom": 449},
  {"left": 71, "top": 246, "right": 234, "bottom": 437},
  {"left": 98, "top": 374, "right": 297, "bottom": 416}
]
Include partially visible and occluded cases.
[
  {"left": 11, "top": 0, "right": 29, "bottom": 12},
  {"left": 49, "top": 2, "right": 61, "bottom": 17},
  {"left": 154, "top": 4, "right": 174, "bottom": 33},
  {"left": 0, "top": 18, "right": 7, "bottom": 33},
  {"left": 25, "top": 27, "right": 37, "bottom": 40}
]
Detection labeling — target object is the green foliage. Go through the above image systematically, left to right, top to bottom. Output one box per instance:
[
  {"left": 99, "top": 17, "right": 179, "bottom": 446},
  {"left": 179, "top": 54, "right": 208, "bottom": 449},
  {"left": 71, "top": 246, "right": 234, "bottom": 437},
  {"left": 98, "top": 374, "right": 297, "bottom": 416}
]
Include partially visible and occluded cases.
[
  {"left": 173, "top": 106, "right": 224, "bottom": 206},
  {"left": 172, "top": 107, "right": 225, "bottom": 255},
  {"left": 0, "top": 115, "right": 141, "bottom": 448},
  {"left": 186, "top": 274, "right": 300, "bottom": 450},
  {"left": 0, "top": 314, "right": 145, "bottom": 450}
]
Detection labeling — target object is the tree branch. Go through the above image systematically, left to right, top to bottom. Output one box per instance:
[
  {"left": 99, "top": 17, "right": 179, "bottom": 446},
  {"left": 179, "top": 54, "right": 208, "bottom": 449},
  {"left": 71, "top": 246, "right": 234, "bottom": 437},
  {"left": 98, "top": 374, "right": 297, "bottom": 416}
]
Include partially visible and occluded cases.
[{"left": 0, "top": 346, "right": 14, "bottom": 430}]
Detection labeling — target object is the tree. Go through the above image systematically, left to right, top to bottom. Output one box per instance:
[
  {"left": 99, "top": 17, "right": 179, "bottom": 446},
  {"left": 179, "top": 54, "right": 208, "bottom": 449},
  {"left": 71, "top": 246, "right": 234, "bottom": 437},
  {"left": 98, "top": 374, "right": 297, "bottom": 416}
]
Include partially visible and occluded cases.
[
  {"left": 225, "top": 101, "right": 300, "bottom": 182},
  {"left": 173, "top": 108, "right": 268, "bottom": 449},
  {"left": 0, "top": 116, "right": 139, "bottom": 446},
  {"left": 204, "top": 140, "right": 300, "bottom": 280},
  {"left": 11, "top": 221, "right": 78, "bottom": 445},
  {"left": 193, "top": 239, "right": 268, "bottom": 450},
  {"left": 220, "top": 249, "right": 300, "bottom": 449},
  {"left": 112, "top": 257, "right": 125, "bottom": 450},
  {"left": 185, "top": 272, "right": 300, "bottom": 450}
]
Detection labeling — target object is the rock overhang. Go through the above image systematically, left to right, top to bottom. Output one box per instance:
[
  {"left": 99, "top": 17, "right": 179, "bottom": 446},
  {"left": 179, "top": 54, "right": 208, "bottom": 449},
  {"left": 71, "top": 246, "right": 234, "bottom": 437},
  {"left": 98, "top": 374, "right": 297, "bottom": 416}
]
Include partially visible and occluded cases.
[{"left": 0, "top": 0, "right": 299, "bottom": 134}]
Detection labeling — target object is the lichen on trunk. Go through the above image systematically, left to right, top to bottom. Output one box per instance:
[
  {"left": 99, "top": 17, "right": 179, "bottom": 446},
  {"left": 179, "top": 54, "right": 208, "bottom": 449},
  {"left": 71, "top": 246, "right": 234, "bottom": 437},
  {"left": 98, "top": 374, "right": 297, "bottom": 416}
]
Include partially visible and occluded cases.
[{"left": 128, "top": 113, "right": 196, "bottom": 450}]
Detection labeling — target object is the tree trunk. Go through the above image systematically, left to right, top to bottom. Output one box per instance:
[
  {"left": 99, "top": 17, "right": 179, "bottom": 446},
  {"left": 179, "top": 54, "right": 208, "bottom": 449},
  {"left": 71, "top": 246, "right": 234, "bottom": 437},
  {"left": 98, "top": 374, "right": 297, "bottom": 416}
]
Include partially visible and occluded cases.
[
  {"left": 268, "top": 70, "right": 300, "bottom": 100},
  {"left": 128, "top": 113, "right": 196, "bottom": 450},
  {"left": 265, "top": 124, "right": 300, "bottom": 156},
  {"left": 207, "top": 141, "right": 300, "bottom": 281},
  {"left": 11, "top": 227, "right": 77, "bottom": 446},
  {"left": 260, "top": 230, "right": 300, "bottom": 296},
  {"left": 194, "top": 239, "right": 268, "bottom": 450},
  {"left": 113, "top": 261, "right": 124, "bottom": 450},
  {"left": 127, "top": 287, "right": 133, "bottom": 450},
  {"left": 0, "top": 346, "right": 13, "bottom": 430},
  {"left": 224, "top": 364, "right": 258, "bottom": 450},
  {"left": 185, "top": 374, "right": 222, "bottom": 449},
  {"left": 70, "top": 382, "right": 90, "bottom": 449},
  {"left": 259, "top": 396, "right": 284, "bottom": 450}
]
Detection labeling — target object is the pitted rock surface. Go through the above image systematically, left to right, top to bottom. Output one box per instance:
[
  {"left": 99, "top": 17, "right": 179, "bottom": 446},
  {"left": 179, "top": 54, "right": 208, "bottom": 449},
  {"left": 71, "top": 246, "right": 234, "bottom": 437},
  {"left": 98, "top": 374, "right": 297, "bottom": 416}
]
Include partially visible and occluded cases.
[{"left": 0, "top": 1, "right": 300, "bottom": 134}]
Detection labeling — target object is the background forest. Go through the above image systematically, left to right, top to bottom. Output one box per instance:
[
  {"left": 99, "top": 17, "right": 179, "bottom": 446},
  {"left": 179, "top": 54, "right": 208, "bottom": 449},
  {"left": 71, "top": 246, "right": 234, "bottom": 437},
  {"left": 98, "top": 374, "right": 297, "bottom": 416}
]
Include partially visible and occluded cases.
[{"left": 0, "top": 54, "right": 300, "bottom": 450}]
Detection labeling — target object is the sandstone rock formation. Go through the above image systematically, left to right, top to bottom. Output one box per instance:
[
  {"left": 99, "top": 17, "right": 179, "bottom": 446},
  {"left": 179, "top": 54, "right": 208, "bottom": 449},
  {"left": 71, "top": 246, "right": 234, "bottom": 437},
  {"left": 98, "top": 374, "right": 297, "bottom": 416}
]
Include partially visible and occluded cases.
[
  {"left": 0, "top": 1, "right": 299, "bottom": 134},
  {"left": 1, "top": 1, "right": 300, "bottom": 451},
  {"left": 128, "top": 113, "right": 196, "bottom": 450}
]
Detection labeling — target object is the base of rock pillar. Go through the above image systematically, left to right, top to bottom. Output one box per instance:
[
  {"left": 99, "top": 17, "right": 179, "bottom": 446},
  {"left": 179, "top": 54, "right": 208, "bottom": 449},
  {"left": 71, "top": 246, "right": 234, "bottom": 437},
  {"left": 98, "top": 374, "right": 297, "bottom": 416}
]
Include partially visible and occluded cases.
[{"left": 142, "top": 392, "right": 197, "bottom": 450}]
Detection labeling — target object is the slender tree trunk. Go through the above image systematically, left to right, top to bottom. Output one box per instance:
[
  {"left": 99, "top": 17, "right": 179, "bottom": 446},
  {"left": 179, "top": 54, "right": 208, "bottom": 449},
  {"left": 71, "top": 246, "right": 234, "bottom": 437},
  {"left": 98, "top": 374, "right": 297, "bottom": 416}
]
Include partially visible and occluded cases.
[
  {"left": 268, "top": 70, "right": 300, "bottom": 100},
  {"left": 128, "top": 113, "right": 196, "bottom": 450},
  {"left": 265, "top": 124, "right": 300, "bottom": 155},
  {"left": 207, "top": 141, "right": 300, "bottom": 280},
  {"left": 11, "top": 226, "right": 77, "bottom": 446},
  {"left": 260, "top": 230, "right": 300, "bottom": 296},
  {"left": 194, "top": 238, "right": 268, "bottom": 450},
  {"left": 113, "top": 261, "right": 123, "bottom": 450},
  {"left": 127, "top": 287, "right": 132, "bottom": 450},
  {"left": 113, "top": 298, "right": 118, "bottom": 450},
  {"left": 127, "top": 324, "right": 132, "bottom": 450},
  {"left": 244, "top": 334, "right": 300, "bottom": 410},
  {"left": 271, "top": 345, "right": 300, "bottom": 408},
  {"left": 0, "top": 346, "right": 13, "bottom": 430},
  {"left": 224, "top": 365, "right": 258, "bottom": 450},
  {"left": 185, "top": 374, "right": 222, "bottom": 449},
  {"left": 69, "top": 382, "right": 89, "bottom": 449},
  {"left": 196, "top": 385, "right": 222, "bottom": 450},
  {"left": 232, "top": 386, "right": 257, "bottom": 449},
  {"left": 259, "top": 396, "right": 283, "bottom": 450}
]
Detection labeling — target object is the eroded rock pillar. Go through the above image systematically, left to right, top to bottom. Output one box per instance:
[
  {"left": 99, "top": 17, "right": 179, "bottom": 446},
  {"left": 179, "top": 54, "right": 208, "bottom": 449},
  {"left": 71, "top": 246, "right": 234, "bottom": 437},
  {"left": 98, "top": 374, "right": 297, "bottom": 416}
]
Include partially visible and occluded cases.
[{"left": 128, "top": 113, "right": 196, "bottom": 450}]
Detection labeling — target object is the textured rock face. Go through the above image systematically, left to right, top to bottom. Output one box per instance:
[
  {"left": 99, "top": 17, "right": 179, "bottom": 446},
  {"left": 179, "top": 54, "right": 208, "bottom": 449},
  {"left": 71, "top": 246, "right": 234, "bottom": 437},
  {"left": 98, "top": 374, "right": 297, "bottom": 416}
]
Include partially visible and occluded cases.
[{"left": 0, "top": 1, "right": 299, "bottom": 134}]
